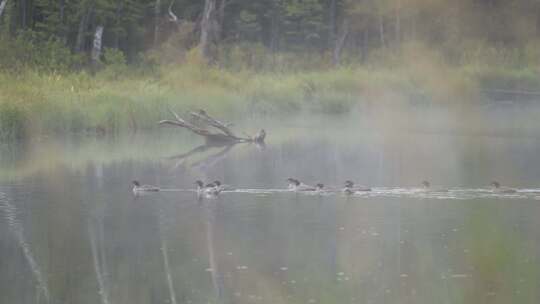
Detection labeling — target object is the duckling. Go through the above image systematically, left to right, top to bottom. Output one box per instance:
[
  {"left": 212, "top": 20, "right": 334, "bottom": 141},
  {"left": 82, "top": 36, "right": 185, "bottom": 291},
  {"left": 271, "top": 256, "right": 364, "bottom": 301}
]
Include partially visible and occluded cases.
[
  {"left": 286, "top": 178, "right": 316, "bottom": 191},
  {"left": 287, "top": 178, "right": 298, "bottom": 190},
  {"left": 132, "top": 180, "right": 160, "bottom": 193},
  {"left": 195, "top": 180, "right": 205, "bottom": 196},
  {"left": 213, "top": 180, "right": 234, "bottom": 192},
  {"left": 342, "top": 180, "right": 371, "bottom": 195},
  {"left": 421, "top": 180, "right": 448, "bottom": 192},
  {"left": 342, "top": 181, "right": 355, "bottom": 195},
  {"left": 490, "top": 181, "right": 517, "bottom": 194},
  {"left": 204, "top": 182, "right": 224, "bottom": 197},
  {"left": 314, "top": 183, "right": 325, "bottom": 193}
]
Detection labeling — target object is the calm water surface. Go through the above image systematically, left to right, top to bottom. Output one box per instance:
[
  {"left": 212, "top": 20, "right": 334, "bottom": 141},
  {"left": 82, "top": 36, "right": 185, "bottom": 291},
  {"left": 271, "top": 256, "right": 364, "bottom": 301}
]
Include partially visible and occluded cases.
[{"left": 1, "top": 113, "right": 540, "bottom": 304}]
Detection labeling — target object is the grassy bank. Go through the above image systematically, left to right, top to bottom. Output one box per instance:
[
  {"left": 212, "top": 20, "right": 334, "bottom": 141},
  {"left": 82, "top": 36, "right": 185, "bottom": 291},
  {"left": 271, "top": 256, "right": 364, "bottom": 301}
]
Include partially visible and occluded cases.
[{"left": 1, "top": 61, "right": 540, "bottom": 140}]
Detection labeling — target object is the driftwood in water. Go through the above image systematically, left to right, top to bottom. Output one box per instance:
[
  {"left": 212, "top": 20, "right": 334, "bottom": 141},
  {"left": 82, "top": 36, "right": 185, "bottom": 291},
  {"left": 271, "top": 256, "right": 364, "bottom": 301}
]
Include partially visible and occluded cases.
[{"left": 159, "top": 108, "right": 265, "bottom": 144}]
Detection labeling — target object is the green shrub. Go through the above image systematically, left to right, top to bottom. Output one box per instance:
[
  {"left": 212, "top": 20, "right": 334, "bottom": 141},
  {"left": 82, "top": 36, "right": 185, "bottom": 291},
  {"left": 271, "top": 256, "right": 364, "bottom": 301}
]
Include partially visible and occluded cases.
[
  {"left": 0, "top": 30, "right": 80, "bottom": 72},
  {"left": 0, "top": 103, "right": 27, "bottom": 140}
]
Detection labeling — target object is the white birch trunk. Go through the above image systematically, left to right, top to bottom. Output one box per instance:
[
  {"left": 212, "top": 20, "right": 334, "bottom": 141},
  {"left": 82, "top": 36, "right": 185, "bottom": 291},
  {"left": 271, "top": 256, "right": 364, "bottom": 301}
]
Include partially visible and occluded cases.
[
  {"left": 0, "top": 0, "right": 8, "bottom": 20},
  {"left": 200, "top": 0, "right": 216, "bottom": 62},
  {"left": 91, "top": 25, "right": 104, "bottom": 64}
]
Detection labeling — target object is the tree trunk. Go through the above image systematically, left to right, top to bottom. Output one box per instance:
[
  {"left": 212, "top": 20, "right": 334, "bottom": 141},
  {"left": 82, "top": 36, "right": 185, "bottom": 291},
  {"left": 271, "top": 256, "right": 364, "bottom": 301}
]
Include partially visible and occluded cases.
[
  {"left": 0, "top": 0, "right": 8, "bottom": 20},
  {"left": 20, "top": 0, "right": 27, "bottom": 28},
  {"left": 58, "top": 0, "right": 65, "bottom": 38},
  {"left": 59, "top": 0, "right": 65, "bottom": 22},
  {"left": 154, "top": 0, "right": 161, "bottom": 46},
  {"left": 200, "top": 0, "right": 216, "bottom": 62},
  {"left": 216, "top": 0, "right": 226, "bottom": 41},
  {"left": 328, "top": 0, "right": 336, "bottom": 49},
  {"left": 395, "top": 0, "right": 401, "bottom": 45},
  {"left": 112, "top": 2, "right": 123, "bottom": 49},
  {"left": 270, "top": 4, "right": 280, "bottom": 53},
  {"left": 536, "top": 5, "right": 540, "bottom": 37},
  {"left": 75, "top": 9, "right": 91, "bottom": 53},
  {"left": 410, "top": 11, "right": 417, "bottom": 41},
  {"left": 378, "top": 12, "right": 385, "bottom": 47},
  {"left": 333, "top": 18, "right": 349, "bottom": 66},
  {"left": 91, "top": 25, "right": 104, "bottom": 66},
  {"left": 362, "top": 28, "right": 369, "bottom": 62}
]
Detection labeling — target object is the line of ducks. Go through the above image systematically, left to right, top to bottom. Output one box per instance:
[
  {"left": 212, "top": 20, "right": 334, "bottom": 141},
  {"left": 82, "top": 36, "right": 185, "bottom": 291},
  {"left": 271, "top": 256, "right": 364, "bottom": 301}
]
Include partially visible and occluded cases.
[
  {"left": 133, "top": 179, "right": 517, "bottom": 196},
  {"left": 287, "top": 179, "right": 517, "bottom": 194},
  {"left": 132, "top": 180, "right": 230, "bottom": 198}
]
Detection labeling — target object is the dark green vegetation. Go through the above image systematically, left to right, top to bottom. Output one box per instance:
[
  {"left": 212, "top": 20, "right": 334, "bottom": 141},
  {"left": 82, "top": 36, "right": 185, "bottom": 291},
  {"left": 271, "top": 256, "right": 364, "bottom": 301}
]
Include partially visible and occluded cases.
[{"left": 2, "top": 0, "right": 540, "bottom": 139}]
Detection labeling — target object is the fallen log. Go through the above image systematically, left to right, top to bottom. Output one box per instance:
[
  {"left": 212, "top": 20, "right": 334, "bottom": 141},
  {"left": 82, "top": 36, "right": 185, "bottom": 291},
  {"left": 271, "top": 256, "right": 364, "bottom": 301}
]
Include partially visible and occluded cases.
[{"left": 159, "top": 108, "right": 265, "bottom": 144}]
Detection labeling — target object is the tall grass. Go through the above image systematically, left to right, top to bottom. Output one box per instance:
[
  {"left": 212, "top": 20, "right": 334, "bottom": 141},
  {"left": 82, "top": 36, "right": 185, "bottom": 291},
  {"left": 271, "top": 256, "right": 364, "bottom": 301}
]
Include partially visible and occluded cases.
[{"left": 1, "top": 43, "right": 540, "bottom": 140}]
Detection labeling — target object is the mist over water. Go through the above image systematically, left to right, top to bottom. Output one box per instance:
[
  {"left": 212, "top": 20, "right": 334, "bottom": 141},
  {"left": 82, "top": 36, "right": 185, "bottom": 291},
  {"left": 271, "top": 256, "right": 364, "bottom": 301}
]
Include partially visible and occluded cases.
[{"left": 1, "top": 103, "right": 540, "bottom": 304}]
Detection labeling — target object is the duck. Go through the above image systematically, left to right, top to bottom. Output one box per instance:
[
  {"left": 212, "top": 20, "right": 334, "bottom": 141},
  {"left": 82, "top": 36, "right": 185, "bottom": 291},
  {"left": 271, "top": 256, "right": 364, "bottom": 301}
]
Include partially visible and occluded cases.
[
  {"left": 287, "top": 178, "right": 316, "bottom": 191},
  {"left": 132, "top": 180, "right": 160, "bottom": 193},
  {"left": 195, "top": 180, "right": 206, "bottom": 196},
  {"left": 195, "top": 180, "right": 222, "bottom": 199},
  {"left": 213, "top": 180, "right": 233, "bottom": 192},
  {"left": 342, "top": 180, "right": 371, "bottom": 195},
  {"left": 421, "top": 180, "right": 448, "bottom": 192},
  {"left": 490, "top": 181, "right": 517, "bottom": 194},
  {"left": 203, "top": 182, "right": 225, "bottom": 198},
  {"left": 314, "top": 183, "right": 325, "bottom": 193}
]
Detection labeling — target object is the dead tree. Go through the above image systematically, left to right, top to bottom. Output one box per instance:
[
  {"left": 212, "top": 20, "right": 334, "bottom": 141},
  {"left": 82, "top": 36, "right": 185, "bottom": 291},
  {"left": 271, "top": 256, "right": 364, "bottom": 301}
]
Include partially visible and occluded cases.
[
  {"left": 0, "top": 0, "right": 8, "bottom": 20},
  {"left": 154, "top": 0, "right": 161, "bottom": 45},
  {"left": 200, "top": 0, "right": 216, "bottom": 62},
  {"left": 333, "top": 18, "right": 349, "bottom": 66},
  {"left": 91, "top": 25, "right": 104, "bottom": 66},
  {"left": 159, "top": 108, "right": 265, "bottom": 144}
]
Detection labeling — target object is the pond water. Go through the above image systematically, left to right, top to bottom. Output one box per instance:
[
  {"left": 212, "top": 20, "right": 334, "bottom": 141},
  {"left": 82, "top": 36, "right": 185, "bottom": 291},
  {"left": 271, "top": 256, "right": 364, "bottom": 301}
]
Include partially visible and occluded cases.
[{"left": 1, "top": 108, "right": 540, "bottom": 304}]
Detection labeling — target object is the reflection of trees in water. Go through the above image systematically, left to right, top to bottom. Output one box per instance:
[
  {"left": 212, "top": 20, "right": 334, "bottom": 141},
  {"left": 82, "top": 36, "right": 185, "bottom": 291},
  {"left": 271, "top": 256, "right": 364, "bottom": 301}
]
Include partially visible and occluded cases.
[
  {"left": 168, "top": 141, "right": 265, "bottom": 174},
  {"left": 170, "top": 143, "right": 234, "bottom": 173},
  {"left": 87, "top": 162, "right": 111, "bottom": 304},
  {"left": 0, "top": 190, "right": 50, "bottom": 303},
  {"left": 149, "top": 198, "right": 224, "bottom": 304},
  {"left": 201, "top": 202, "right": 225, "bottom": 302},
  {"left": 157, "top": 206, "right": 178, "bottom": 304},
  {"left": 88, "top": 214, "right": 110, "bottom": 304}
]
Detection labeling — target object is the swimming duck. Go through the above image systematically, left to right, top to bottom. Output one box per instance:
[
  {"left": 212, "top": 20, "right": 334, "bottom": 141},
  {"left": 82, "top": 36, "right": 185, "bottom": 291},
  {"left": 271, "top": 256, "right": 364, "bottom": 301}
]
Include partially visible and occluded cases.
[
  {"left": 287, "top": 178, "right": 316, "bottom": 191},
  {"left": 132, "top": 180, "right": 160, "bottom": 193},
  {"left": 195, "top": 180, "right": 205, "bottom": 195},
  {"left": 213, "top": 180, "right": 233, "bottom": 192},
  {"left": 342, "top": 180, "right": 371, "bottom": 195},
  {"left": 421, "top": 180, "right": 448, "bottom": 192},
  {"left": 343, "top": 181, "right": 355, "bottom": 195},
  {"left": 490, "top": 181, "right": 517, "bottom": 194},
  {"left": 204, "top": 182, "right": 225, "bottom": 197}
]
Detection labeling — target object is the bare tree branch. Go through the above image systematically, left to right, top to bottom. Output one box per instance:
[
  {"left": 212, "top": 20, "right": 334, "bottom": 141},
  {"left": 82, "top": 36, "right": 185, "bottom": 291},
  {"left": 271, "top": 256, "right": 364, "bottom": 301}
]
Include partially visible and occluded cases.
[
  {"left": 159, "top": 108, "right": 265, "bottom": 144},
  {"left": 190, "top": 109, "right": 235, "bottom": 137}
]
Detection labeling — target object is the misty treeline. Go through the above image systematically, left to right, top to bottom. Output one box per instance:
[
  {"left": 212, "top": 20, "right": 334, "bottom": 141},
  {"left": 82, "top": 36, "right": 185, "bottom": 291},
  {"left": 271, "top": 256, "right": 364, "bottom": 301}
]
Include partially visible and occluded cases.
[{"left": 1, "top": 0, "right": 540, "bottom": 71}]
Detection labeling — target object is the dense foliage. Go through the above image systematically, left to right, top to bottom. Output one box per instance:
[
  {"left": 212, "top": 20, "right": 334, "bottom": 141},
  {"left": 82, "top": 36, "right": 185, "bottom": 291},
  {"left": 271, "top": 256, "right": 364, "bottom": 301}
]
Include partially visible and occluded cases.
[
  {"left": 2, "top": 0, "right": 540, "bottom": 70},
  {"left": 2, "top": 0, "right": 540, "bottom": 140}
]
